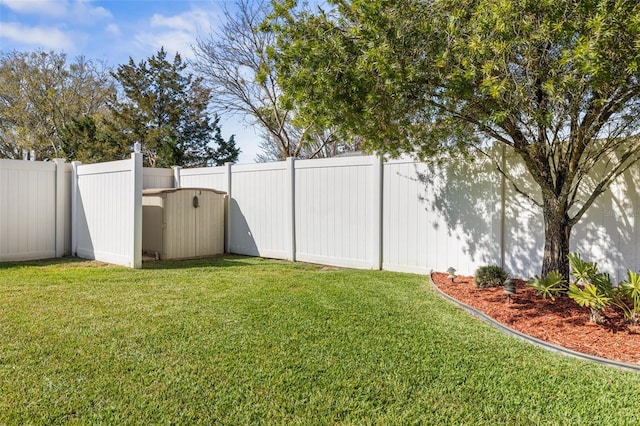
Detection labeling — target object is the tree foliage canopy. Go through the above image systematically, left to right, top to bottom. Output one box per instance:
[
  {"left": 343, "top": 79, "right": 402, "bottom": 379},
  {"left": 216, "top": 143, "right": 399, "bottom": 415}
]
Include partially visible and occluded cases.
[
  {"left": 273, "top": 0, "right": 640, "bottom": 277},
  {"left": 111, "top": 48, "right": 239, "bottom": 167},
  {"left": 0, "top": 50, "right": 114, "bottom": 160},
  {"left": 59, "top": 114, "right": 127, "bottom": 164}
]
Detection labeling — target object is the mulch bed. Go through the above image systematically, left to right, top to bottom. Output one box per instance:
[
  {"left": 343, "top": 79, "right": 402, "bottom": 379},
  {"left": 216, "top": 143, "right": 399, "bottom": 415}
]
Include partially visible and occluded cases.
[{"left": 431, "top": 272, "right": 640, "bottom": 365}]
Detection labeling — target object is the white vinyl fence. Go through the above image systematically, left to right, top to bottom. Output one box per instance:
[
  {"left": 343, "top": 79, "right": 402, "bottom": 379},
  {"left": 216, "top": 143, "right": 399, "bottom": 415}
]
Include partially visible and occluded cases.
[
  {"left": 3, "top": 150, "right": 640, "bottom": 280},
  {"left": 72, "top": 152, "right": 143, "bottom": 268},
  {"left": 172, "top": 153, "right": 640, "bottom": 280},
  {"left": 175, "top": 156, "right": 504, "bottom": 275},
  {"left": 295, "top": 156, "right": 380, "bottom": 269},
  {"left": 0, "top": 158, "right": 71, "bottom": 261},
  {"left": 382, "top": 158, "right": 503, "bottom": 275},
  {"left": 228, "top": 161, "right": 292, "bottom": 259},
  {"left": 571, "top": 164, "right": 640, "bottom": 280},
  {"left": 178, "top": 165, "right": 227, "bottom": 190},
  {"left": 143, "top": 167, "right": 174, "bottom": 189}
]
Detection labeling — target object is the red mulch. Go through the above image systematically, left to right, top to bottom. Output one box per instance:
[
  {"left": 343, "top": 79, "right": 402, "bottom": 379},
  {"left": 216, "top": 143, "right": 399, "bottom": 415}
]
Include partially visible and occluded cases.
[{"left": 431, "top": 272, "right": 640, "bottom": 365}]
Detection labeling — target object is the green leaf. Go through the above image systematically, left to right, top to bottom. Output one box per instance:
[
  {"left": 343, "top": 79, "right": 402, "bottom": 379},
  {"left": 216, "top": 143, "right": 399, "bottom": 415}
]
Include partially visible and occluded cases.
[
  {"left": 568, "top": 252, "right": 598, "bottom": 284},
  {"left": 620, "top": 269, "right": 640, "bottom": 314},
  {"left": 527, "top": 271, "right": 567, "bottom": 300},
  {"left": 567, "top": 283, "right": 609, "bottom": 312}
]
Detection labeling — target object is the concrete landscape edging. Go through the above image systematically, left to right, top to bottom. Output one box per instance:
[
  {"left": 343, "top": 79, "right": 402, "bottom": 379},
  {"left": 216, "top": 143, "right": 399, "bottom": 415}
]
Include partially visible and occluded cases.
[{"left": 429, "top": 273, "right": 640, "bottom": 374}]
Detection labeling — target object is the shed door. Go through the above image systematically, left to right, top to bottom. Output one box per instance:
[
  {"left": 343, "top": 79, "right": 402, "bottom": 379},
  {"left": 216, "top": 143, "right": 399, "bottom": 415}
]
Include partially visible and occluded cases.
[
  {"left": 164, "top": 189, "right": 224, "bottom": 259},
  {"left": 165, "top": 190, "right": 198, "bottom": 259},
  {"left": 194, "top": 190, "right": 224, "bottom": 256}
]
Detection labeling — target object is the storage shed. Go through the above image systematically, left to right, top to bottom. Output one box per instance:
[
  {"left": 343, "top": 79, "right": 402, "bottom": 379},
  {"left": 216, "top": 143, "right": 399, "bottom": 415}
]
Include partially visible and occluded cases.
[{"left": 142, "top": 188, "right": 226, "bottom": 260}]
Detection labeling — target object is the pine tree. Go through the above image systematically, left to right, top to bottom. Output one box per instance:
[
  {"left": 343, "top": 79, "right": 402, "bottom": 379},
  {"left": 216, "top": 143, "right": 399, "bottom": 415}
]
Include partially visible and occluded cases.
[
  {"left": 110, "top": 48, "right": 239, "bottom": 167},
  {"left": 59, "top": 114, "right": 127, "bottom": 163},
  {"left": 210, "top": 116, "right": 240, "bottom": 166}
]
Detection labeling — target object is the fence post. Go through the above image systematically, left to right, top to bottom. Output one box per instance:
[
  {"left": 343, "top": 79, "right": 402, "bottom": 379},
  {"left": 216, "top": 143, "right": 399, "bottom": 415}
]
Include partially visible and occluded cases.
[
  {"left": 500, "top": 144, "right": 507, "bottom": 269},
  {"left": 131, "top": 148, "right": 143, "bottom": 269},
  {"left": 371, "top": 155, "right": 383, "bottom": 270},
  {"left": 287, "top": 157, "right": 296, "bottom": 262},
  {"left": 53, "top": 159, "right": 66, "bottom": 258},
  {"left": 71, "top": 161, "right": 81, "bottom": 256},
  {"left": 225, "top": 162, "right": 233, "bottom": 253},
  {"left": 172, "top": 166, "right": 182, "bottom": 189}
]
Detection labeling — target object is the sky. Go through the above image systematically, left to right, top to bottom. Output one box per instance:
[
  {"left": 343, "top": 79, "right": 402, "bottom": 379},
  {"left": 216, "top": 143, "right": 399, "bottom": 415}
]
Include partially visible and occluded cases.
[{"left": 0, "top": 0, "right": 262, "bottom": 163}]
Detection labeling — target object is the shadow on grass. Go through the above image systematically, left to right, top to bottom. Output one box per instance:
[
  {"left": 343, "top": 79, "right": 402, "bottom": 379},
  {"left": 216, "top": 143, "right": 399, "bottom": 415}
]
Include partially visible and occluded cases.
[
  {"left": 0, "top": 254, "right": 268, "bottom": 271},
  {"left": 141, "top": 254, "right": 268, "bottom": 270},
  {"left": 0, "top": 256, "right": 89, "bottom": 270}
]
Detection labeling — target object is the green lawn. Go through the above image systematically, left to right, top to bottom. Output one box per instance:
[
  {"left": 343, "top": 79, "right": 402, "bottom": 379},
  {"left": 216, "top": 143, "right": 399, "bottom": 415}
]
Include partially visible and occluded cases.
[{"left": 1, "top": 256, "right": 639, "bottom": 425}]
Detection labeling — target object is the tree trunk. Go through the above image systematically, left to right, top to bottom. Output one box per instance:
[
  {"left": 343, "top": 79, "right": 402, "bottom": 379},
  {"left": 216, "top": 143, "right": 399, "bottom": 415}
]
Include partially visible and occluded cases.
[{"left": 541, "top": 198, "right": 572, "bottom": 280}]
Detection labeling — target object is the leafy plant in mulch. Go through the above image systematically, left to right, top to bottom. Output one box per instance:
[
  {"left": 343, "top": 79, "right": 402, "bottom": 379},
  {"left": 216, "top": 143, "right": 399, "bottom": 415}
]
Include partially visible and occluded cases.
[
  {"left": 566, "top": 252, "right": 638, "bottom": 324},
  {"left": 473, "top": 265, "right": 508, "bottom": 288},
  {"left": 619, "top": 270, "right": 640, "bottom": 325},
  {"left": 527, "top": 271, "right": 567, "bottom": 301}
]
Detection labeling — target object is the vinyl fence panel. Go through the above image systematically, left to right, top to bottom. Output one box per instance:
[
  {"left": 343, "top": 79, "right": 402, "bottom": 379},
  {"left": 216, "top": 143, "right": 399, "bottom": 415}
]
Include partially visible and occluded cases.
[
  {"left": 498, "top": 149, "right": 640, "bottom": 280},
  {"left": 498, "top": 150, "right": 545, "bottom": 278},
  {"left": 73, "top": 154, "right": 142, "bottom": 268},
  {"left": 295, "top": 156, "right": 376, "bottom": 268},
  {"left": 382, "top": 157, "right": 503, "bottom": 275},
  {"left": 0, "top": 160, "right": 58, "bottom": 261},
  {"left": 60, "top": 161, "right": 73, "bottom": 256},
  {"left": 228, "top": 162, "right": 290, "bottom": 259},
  {"left": 572, "top": 163, "right": 640, "bottom": 281},
  {"left": 178, "top": 166, "right": 227, "bottom": 191},
  {"left": 143, "top": 167, "right": 174, "bottom": 189}
]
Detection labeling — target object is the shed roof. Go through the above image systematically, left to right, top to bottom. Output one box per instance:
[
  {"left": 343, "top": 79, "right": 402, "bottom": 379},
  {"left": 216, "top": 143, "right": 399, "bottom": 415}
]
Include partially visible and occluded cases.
[{"left": 142, "top": 187, "right": 226, "bottom": 196}]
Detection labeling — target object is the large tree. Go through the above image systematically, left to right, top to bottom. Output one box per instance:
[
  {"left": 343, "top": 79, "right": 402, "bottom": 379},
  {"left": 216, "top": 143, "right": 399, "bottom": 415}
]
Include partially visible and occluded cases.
[
  {"left": 192, "top": 0, "right": 359, "bottom": 161},
  {"left": 273, "top": 0, "right": 640, "bottom": 278},
  {"left": 110, "top": 48, "right": 239, "bottom": 167},
  {"left": 0, "top": 50, "right": 115, "bottom": 160},
  {"left": 59, "top": 114, "right": 128, "bottom": 164}
]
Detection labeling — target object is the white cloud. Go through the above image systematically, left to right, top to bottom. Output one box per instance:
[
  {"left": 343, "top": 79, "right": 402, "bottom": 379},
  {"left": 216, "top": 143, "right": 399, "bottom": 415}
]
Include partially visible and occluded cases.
[
  {"left": 0, "top": 0, "right": 67, "bottom": 17},
  {"left": 0, "top": 0, "right": 111, "bottom": 21},
  {"left": 72, "top": 0, "right": 111, "bottom": 21},
  {"left": 132, "top": 7, "right": 215, "bottom": 60},
  {"left": 149, "top": 8, "right": 210, "bottom": 33},
  {"left": 0, "top": 21, "right": 75, "bottom": 50},
  {"left": 105, "top": 23, "right": 120, "bottom": 36},
  {"left": 134, "top": 30, "right": 197, "bottom": 60}
]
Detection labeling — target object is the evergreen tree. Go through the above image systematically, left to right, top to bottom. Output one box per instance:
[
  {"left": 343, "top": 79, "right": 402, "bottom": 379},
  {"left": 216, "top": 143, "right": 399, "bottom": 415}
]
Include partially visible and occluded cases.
[
  {"left": 110, "top": 48, "right": 239, "bottom": 167},
  {"left": 59, "top": 114, "right": 127, "bottom": 163},
  {"left": 210, "top": 116, "right": 241, "bottom": 166}
]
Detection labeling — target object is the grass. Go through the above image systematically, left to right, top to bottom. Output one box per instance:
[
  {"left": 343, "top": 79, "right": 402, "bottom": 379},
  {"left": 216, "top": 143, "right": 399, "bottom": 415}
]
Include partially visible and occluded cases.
[{"left": 1, "top": 256, "right": 640, "bottom": 425}]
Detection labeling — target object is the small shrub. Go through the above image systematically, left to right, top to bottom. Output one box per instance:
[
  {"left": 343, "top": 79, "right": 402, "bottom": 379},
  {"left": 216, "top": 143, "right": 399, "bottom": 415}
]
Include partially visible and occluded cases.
[
  {"left": 474, "top": 265, "right": 508, "bottom": 288},
  {"left": 528, "top": 271, "right": 567, "bottom": 300}
]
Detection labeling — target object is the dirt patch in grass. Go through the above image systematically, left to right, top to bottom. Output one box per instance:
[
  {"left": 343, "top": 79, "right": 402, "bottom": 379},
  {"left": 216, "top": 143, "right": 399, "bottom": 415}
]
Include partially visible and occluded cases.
[{"left": 431, "top": 272, "right": 640, "bottom": 365}]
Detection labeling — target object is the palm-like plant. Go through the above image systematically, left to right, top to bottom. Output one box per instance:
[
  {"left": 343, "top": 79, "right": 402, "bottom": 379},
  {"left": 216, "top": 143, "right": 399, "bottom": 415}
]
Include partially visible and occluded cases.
[
  {"left": 567, "top": 253, "right": 616, "bottom": 324},
  {"left": 567, "top": 253, "right": 598, "bottom": 286},
  {"left": 619, "top": 270, "right": 640, "bottom": 325},
  {"left": 527, "top": 271, "right": 566, "bottom": 301},
  {"left": 567, "top": 283, "right": 610, "bottom": 323}
]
